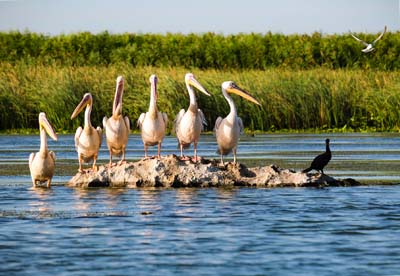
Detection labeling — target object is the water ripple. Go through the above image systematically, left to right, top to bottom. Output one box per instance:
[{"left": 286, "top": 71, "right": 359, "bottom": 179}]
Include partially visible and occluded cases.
[{"left": 1, "top": 134, "right": 400, "bottom": 275}]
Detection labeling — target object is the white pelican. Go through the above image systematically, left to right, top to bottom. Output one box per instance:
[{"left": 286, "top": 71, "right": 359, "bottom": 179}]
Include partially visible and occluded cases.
[
  {"left": 351, "top": 26, "right": 387, "bottom": 53},
  {"left": 174, "top": 73, "right": 210, "bottom": 162},
  {"left": 137, "top": 74, "right": 168, "bottom": 159},
  {"left": 103, "top": 76, "right": 130, "bottom": 166},
  {"left": 214, "top": 81, "right": 261, "bottom": 165},
  {"left": 71, "top": 93, "right": 102, "bottom": 172},
  {"left": 29, "top": 112, "right": 58, "bottom": 187}
]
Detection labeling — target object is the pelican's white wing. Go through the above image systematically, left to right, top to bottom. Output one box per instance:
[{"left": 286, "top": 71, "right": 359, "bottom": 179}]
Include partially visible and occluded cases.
[
  {"left": 173, "top": 109, "right": 186, "bottom": 134},
  {"left": 198, "top": 109, "right": 207, "bottom": 130},
  {"left": 162, "top": 112, "right": 168, "bottom": 127},
  {"left": 137, "top": 113, "right": 146, "bottom": 129},
  {"left": 124, "top": 116, "right": 130, "bottom": 133},
  {"left": 213, "top": 116, "right": 223, "bottom": 136},
  {"left": 238, "top": 117, "right": 244, "bottom": 134},
  {"left": 74, "top": 126, "right": 83, "bottom": 149}
]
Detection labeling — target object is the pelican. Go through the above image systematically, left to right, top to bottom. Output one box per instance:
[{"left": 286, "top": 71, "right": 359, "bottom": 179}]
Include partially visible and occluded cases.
[
  {"left": 351, "top": 26, "right": 387, "bottom": 53},
  {"left": 174, "top": 73, "right": 210, "bottom": 162},
  {"left": 137, "top": 74, "right": 168, "bottom": 159},
  {"left": 103, "top": 76, "right": 130, "bottom": 166},
  {"left": 214, "top": 81, "right": 261, "bottom": 165},
  {"left": 71, "top": 93, "right": 102, "bottom": 172},
  {"left": 29, "top": 113, "right": 58, "bottom": 187}
]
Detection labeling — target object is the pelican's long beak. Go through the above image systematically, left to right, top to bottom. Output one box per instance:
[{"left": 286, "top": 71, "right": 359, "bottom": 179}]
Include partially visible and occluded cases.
[
  {"left": 188, "top": 75, "right": 211, "bottom": 96},
  {"left": 113, "top": 76, "right": 124, "bottom": 115},
  {"left": 227, "top": 83, "right": 261, "bottom": 106},
  {"left": 71, "top": 93, "right": 92, "bottom": 119},
  {"left": 39, "top": 112, "right": 58, "bottom": 141}
]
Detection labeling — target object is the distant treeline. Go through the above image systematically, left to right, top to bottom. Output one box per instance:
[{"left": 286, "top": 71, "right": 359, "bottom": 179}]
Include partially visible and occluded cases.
[
  {"left": 1, "top": 31, "right": 399, "bottom": 70},
  {"left": 1, "top": 63, "right": 400, "bottom": 133}
]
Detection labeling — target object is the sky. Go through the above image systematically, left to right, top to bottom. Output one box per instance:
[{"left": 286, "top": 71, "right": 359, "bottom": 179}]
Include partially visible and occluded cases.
[{"left": 0, "top": 0, "right": 398, "bottom": 35}]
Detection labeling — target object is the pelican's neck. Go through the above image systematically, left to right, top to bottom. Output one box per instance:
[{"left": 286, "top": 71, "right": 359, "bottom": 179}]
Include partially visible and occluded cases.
[
  {"left": 149, "top": 83, "right": 158, "bottom": 116},
  {"left": 112, "top": 84, "right": 124, "bottom": 119},
  {"left": 186, "top": 84, "right": 198, "bottom": 113},
  {"left": 222, "top": 88, "right": 237, "bottom": 121},
  {"left": 84, "top": 104, "right": 92, "bottom": 130},
  {"left": 39, "top": 127, "right": 48, "bottom": 154}
]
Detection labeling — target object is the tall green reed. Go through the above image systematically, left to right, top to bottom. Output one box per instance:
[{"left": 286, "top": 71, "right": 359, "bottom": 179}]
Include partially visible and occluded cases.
[{"left": 1, "top": 62, "right": 400, "bottom": 132}]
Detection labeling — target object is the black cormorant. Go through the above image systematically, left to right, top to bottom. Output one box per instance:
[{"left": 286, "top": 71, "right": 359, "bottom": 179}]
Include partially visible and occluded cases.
[{"left": 302, "top": 138, "right": 331, "bottom": 174}]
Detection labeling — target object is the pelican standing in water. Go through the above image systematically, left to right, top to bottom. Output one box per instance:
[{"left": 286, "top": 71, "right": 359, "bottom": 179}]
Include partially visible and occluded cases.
[
  {"left": 174, "top": 73, "right": 210, "bottom": 162},
  {"left": 137, "top": 74, "right": 168, "bottom": 159},
  {"left": 103, "top": 76, "right": 130, "bottom": 166},
  {"left": 214, "top": 81, "right": 261, "bottom": 165},
  {"left": 71, "top": 93, "right": 102, "bottom": 172},
  {"left": 29, "top": 112, "right": 58, "bottom": 187}
]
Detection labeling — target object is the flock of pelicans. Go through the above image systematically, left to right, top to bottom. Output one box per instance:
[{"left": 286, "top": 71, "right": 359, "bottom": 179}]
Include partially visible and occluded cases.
[
  {"left": 28, "top": 26, "right": 387, "bottom": 187},
  {"left": 28, "top": 73, "right": 331, "bottom": 188}
]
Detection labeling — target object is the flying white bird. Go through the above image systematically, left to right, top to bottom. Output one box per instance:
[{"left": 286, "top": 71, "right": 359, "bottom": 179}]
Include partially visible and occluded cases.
[{"left": 350, "top": 26, "right": 387, "bottom": 53}]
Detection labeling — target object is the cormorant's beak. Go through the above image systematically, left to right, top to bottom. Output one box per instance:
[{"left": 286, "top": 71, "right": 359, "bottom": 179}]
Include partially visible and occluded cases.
[
  {"left": 227, "top": 83, "right": 261, "bottom": 106},
  {"left": 71, "top": 93, "right": 92, "bottom": 119},
  {"left": 39, "top": 112, "right": 58, "bottom": 141}
]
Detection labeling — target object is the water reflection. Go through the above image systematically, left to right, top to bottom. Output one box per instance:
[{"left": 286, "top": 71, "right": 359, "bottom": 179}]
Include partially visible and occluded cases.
[
  {"left": 28, "top": 187, "right": 53, "bottom": 215},
  {"left": 215, "top": 187, "right": 239, "bottom": 202},
  {"left": 72, "top": 188, "right": 92, "bottom": 213}
]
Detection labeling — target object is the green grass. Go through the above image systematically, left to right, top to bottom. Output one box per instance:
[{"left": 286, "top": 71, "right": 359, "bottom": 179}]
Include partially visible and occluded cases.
[{"left": 1, "top": 62, "right": 400, "bottom": 133}]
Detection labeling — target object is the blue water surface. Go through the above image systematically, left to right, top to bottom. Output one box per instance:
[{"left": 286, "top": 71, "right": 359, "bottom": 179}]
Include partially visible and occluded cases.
[
  {"left": 1, "top": 133, "right": 400, "bottom": 275},
  {"left": 1, "top": 186, "right": 400, "bottom": 276}
]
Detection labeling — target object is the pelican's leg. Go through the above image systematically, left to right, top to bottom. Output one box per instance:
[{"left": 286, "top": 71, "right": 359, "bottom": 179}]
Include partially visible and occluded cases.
[
  {"left": 192, "top": 141, "right": 199, "bottom": 162},
  {"left": 157, "top": 143, "right": 161, "bottom": 160},
  {"left": 180, "top": 143, "right": 184, "bottom": 158},
  {"left": 144, "top": 144, "right": 148, "bottom": 159},
  {"left": 179, "top": 144, "right": 191, "bottom": 161},
  {"left": 121, "top": 147, "right": 126, "bottom": 163},
  {"left": 121, "top": 148, "right": 126, "bottom": 163},
  {"left": 233, "top": 148, "right": 237, "bottom": 164},
  {"left": 118, "top": 149, "right": 126, "bottom": 165},
  {"left": 108, "top": 150, "right": 113, "bottom": 167},
  {"left": 78, "top": 154, "right": 84, "bottom": 173},
  {"left": 92, "top": 154, "right": 98, "bottom": 172},
  {"left": 220, "top": 154, "right": 225, "bottom": 166},
  {"left": 31, "top": 177, "right": 37, "bottom": 187},
  {"left": 47, "top": 179, "right": 51, "bottom": 188}
]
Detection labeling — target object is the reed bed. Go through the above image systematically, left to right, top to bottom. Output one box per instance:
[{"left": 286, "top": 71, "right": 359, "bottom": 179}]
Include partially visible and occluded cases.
[{"left": 1, "top": 62, "right": 400, "bottom": 133}]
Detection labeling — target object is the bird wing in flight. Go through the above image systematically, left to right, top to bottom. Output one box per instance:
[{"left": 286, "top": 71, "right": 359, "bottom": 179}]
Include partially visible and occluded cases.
[
  {"left": 372, "top": 25, "right": 387, "bottom": 45},
  {"left": 350, "top": 33, "right": 369, "bottom": 47}
]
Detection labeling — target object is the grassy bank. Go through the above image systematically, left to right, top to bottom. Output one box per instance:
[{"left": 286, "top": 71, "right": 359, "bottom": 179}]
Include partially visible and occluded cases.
[{"left": 1, "top": 62, "right": 400, "bottom": 133}]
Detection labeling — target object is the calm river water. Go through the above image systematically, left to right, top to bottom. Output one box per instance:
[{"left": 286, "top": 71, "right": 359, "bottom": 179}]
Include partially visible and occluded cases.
[{"left": 1, "top": 133, "right": 400, "bottom": 275}]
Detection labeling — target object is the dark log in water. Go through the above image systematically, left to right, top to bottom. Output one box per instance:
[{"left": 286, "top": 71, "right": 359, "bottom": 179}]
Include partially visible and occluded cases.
[{"left": 67, "top": 154, "right": 360, "bottom": 188}]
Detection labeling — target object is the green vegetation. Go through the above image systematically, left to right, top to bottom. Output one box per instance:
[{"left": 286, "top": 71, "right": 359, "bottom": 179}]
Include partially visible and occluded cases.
[
  {"left": 1, "top": 31, "right": 399, "bottom": 70},
  {"left": 1, "top": 31, "right": 399, "bottom": 133},
  {"left": 1, "top": 62, "right": 400, "bottom": 133}
]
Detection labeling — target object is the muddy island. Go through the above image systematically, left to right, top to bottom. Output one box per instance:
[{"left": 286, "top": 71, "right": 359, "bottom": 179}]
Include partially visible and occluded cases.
[{"left": 67, "top": 154, "right": 360, "bottom": 188}]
